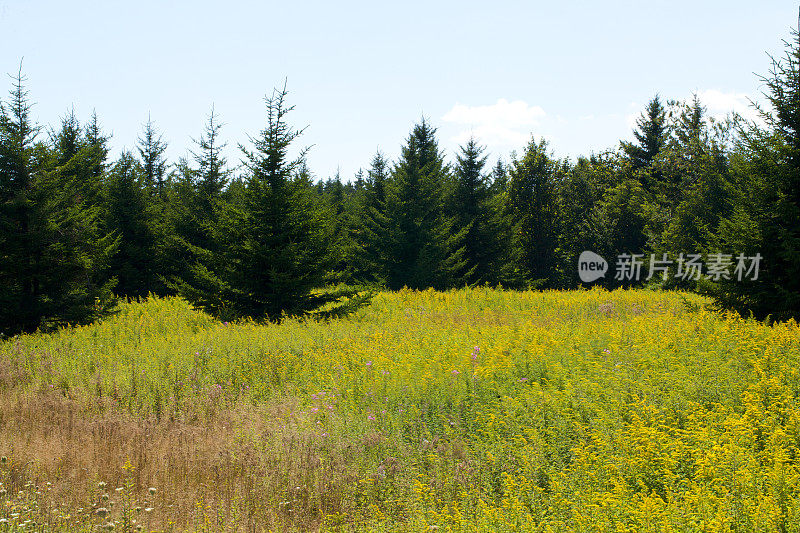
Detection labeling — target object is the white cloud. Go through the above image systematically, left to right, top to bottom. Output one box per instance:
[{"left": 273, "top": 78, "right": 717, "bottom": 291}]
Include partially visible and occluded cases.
[
  {"left": 695, "top": 89, "right": 762, "bottom": 123},
  {"left": 442, "top": 99, "right": 546, "bottom": 148},
  {"left": 625, "top": 101, "right": 641, "bottom": 131}
]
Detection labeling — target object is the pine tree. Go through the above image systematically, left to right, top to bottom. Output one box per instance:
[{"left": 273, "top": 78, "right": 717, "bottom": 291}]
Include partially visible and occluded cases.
[
  {"left": 709, "top": 19, "right": 800, "bottom": 320},
  {"left": 0, "top": 69, "right": 115, "bottom": 335},
  {"left": 175, "top": 85, "right": 367, "bottom": 321},
  {"left": 621, "top": 95, "right": 668, "bottom": 192},
  {"left": 137, "top": 115, "right": 169, "bottom": 196},
  {"left": 381, "top": 119, "right": 466, "bottom": 289},
  {"left": 450, "top": 137, "right": 496, "bottom": 285},
  {"left": 508, "top": 137, "right": 561, "bottom": 286},
  {"left": 103, "top": 151, "right": 157, "bottom": 298}
]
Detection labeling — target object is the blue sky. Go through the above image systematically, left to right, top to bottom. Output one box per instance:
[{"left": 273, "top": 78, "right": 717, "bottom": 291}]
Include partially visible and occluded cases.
[{"left": 1, "top": 1, "right": 797, "bottom": 180}]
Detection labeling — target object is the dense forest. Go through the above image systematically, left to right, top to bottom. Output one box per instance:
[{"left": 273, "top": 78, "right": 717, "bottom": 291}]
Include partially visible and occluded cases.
[{"left": 2, "top": 24, "right": 800, "bottom": 336}]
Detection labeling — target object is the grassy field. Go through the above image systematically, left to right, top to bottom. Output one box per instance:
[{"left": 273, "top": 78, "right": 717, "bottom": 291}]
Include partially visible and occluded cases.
[{"left": 0, "top": 288, "right": 798, "bottom": 532}]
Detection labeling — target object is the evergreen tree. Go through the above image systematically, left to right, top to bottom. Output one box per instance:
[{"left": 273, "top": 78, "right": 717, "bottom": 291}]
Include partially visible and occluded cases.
[
  {"left": 709, "top": 20, "right": 800, "bottom": 319},
  {"left": 0, "top": 69, "right": 114, "bottom": 335},
  {"left": 175, "top": 85, "right": 366, "bottom": 321},
  {"left": 621, "top": 95, "right": 668, "bottom": 192},
  {"left": 654, "top": 97, "right": 733, "bottom": 288},
  {"left": 167, "top": 106, "right": 231, "bottom": 275},
  {"left": 191, "top": 106, "right": 229, "bottom": 217},
  {"left": 52, "top": 108, "right": 82, "bottom": 165},
  {"left": 50, "top": 110, "right": 109, "bottom": 212},
  {"left": 85, "top": 110, "right": 110, "bottom": 182},
  {"left": 137, "top": 115, "right": 169, "bottom": 196},
  {"left": 381, "top": 119, "right": 466, "bottom": 289},
  {"left": 450, "top": 137, "right": 497, "bottom": 285},
  {"left": 508, "top": 137, "right": 561, "bottom": 286},
  {"left": 104, "top": 151, "right": 158, "bottom": 298},
  {"left": 354, "top": 151, "right": 392, "bottom": 284},
  {"left": 554, "top": 155, "right": 608, "bottom": 286},
  {"left": 483, "top": 158, "right": 526, "bottom": 287},
  {"left": 489, "top": 159, "right": 508, "bottom": 193},
  {"left": 319, "top": 170, "right": 357, "bottom": 279},
  {"left": 591, "top": 176, "right": 653, "bottom": 287}
]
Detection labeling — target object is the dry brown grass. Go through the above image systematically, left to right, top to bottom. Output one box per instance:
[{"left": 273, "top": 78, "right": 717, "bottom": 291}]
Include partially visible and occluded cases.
[{"left": 0, "top": 389, "right": 407, "bottom": 532}]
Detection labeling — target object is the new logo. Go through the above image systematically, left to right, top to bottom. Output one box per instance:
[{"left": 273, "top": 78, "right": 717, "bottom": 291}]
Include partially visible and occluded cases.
[{"left": 578, "top": 251, "right": 608, "bottom": 283}]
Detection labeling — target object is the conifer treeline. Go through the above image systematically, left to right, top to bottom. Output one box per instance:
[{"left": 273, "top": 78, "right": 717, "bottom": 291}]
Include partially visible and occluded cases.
[{"left": 2, "top": 23, "right": 800, "bottom": 334}]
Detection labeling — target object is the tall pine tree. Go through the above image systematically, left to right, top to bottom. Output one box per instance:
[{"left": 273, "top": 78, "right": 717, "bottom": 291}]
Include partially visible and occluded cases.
[
  {"left": 710, "top": 19, "right": 800, "bottom": 320},
  {"left": 0, "top": 69, "right": 115, "bottom": 335},
  {"left": 175, "top": 85, "right": 366, "bottom": 320},
  {"left": 381, "top": 119, "right": 466, "bottom": 289},
  {"left": 450, "top": 137, "right": 497, "bottom": 285},
  {"left": 508, "top": 137, "right": 561, "bottom": 287},
  {"left": 103, "top": 151, "right": 157, "bottom": 298}
]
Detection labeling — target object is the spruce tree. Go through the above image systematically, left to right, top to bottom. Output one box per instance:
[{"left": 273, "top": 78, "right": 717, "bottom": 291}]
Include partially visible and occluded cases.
[
  {"left": 710, "top": 20, "right": 800, "bottom": 320},
  {"left": 0, "top": 69, "right": 115, "bottom": 335},
  {"left": 175, "top": 85, "right": 366, "bottom": 321},
  {"left": 621, "top": 95, "right": 668, "bottom": 193},
  {"left": 654, "top": 97, "right": 733, "bottom": 289},
  {"left": 166, "top": 106, "right": 231, "bottom": 281},
  {"left": 191, "top": 106, "right": 229, "bottom": 218},
  {"left": 85, "top": 111, "right": 110, "bottom": 182},
  {"left": 137, "top": 115, "right": 169, "bottom": 196},
  {"left": 381, "top": 119, "right": 466, "bottom": 289},
  {"left": 450, "top": 137, "right": 495, "bottom": 285},
  {"left": 507, "top": 137, "right": 561, "bottom": 287},
  {"left": 103, "top": 151, "right": 157, "bottom": 298},
  {"left": 354, "top": 151, "right": 392, "bottom": 284},
  {"left": 555, "top": 155, "right": 606, "bottom": 287},
  {"left": 483, "top": 158, "right": 526, "bottom": 287},
  {"left": 591, "top": 176, "right": 653, "bottom": 287}
]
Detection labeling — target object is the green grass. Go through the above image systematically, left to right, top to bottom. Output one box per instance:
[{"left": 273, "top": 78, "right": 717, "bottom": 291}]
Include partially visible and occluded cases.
[{"left": 0, "top": 288, "right": 798, "bottom": 531}]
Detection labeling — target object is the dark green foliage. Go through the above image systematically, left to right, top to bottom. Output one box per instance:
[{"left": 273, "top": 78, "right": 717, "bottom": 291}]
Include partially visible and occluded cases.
[
  {"left": 3, "top": 15, "right": 800, "bottom": 328},
  {"left": 705, "top": 22, "right": 800, "bottom": 320},
  {"left": 0, "top": 69, "right": 115, "bottom": 335},
  {"left": 174, "top": 85, "right": 368, "bottom": 321},
  {"left": 621, "top": 95, "right": 668, "bottom": 173},
  {"left": 653, "top": 98, "right": 734, "bottom": 288},
  {"left": 191, "top": 106, "right": 229, "bottom": 217},
  {"left": 161, "top": 108, "right": 231, "bottom": 292},
  {"left": 85, "top": 111, "right": 110, "bottom": 181},
  {"left": 137, "top": 116, "right": 169, "bottom": 196},
  {"left": 379, "top": 120, "right": 467, "bottom": 289},
  {"left": 450, "top": 137, "right": 498, "bottom": 285},
  {"left": 508, "top": 138, "right": 561, "bottom": 287},
  {"left": 353, "top": 151, "right": 393, "bottom": 285},
  {"left": 104, "top": 152, "right": 158, "bottom": 298},
  {"left": 554, "top": 155, "right": 607, "bottom": 286},
  {"left": 482, "top": 158, "right": 527, "bottom": 288},
  {"left": 317, "top": 170, "right": 358, "bottom": 279},
  {"left": 591, "top": 177, "right": 652, "bottom": 287}
]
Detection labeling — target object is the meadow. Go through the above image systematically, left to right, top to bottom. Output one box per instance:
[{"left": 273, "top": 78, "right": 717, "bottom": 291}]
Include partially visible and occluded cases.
[{"left": 0, "top": 288, "right": 798, "bottom": 532}]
